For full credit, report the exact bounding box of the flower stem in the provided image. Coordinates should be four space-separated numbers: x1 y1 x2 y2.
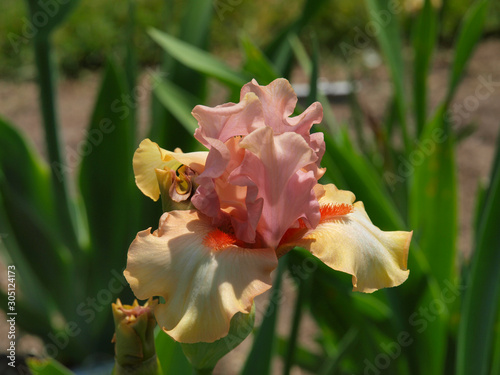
283 276 309 375
193 368 213 375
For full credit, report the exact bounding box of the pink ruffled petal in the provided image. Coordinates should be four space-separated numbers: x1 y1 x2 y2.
192 93 264 148
230 126 320 248
240 79 323 138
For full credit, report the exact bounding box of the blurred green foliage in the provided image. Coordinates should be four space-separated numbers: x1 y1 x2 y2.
2 0 500 78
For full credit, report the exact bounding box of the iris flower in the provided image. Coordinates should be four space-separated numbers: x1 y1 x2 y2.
124 79 411 344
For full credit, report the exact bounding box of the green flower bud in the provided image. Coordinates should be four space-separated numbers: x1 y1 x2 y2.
111 299 161 375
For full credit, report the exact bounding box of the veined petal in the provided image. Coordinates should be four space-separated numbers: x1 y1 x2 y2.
192 92 264 148
133 139 207 201
230 126 320 248
281 184 411 293
124 210 277 343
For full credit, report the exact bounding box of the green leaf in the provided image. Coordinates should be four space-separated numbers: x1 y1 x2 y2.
457 129 500 375
0 117 53 220
276 337 323 373
283 273 309 375
491 311 500 375
0 118 73 316
33 30 79 253
0 207 60 335
412 0 438 136
149 0 213 151
27 357 75 375
288 34 337 130
318 328 359 375
78 61 135 288
409 106 457 375
25 0 80 37
153 78 200 137
181 306 255 372
155 329 192 375
240 35 279 85
263 0 329 76
364 0 409 151
149 28 248 88
306 35 319 107
446 0 490 104
241 260 287 375
410 107 457 283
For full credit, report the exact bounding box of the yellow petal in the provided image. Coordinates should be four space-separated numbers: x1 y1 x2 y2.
133 139 208 201
283 184 411 293
124 210 277 343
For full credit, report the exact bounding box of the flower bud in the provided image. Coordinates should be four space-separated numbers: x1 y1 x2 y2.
111 298 160 375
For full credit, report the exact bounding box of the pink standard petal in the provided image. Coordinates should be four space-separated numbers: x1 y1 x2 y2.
240 79 323 139
192 92 264 148
240 79 326 177
230 126 320 248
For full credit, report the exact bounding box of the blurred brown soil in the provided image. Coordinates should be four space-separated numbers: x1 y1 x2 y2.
0 39 499 374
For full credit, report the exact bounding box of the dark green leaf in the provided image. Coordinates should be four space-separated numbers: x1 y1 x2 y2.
412 0 438 136
181 306 255 372
306 35 319 107
149 0 213 151
263 0 329 76
446 0 490 104
27 357 75 375
25 0 80 37
241 260 287 375
78 61 135 283
149 28 248 88
0 118 74 314
409 106 457 375
240 35 279 85
457 129 500 375
364 0 409 151
155 329 192 375
153 78 200 137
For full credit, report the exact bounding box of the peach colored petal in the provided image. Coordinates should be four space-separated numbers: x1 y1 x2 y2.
124 210 277 343
281 184 411 293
